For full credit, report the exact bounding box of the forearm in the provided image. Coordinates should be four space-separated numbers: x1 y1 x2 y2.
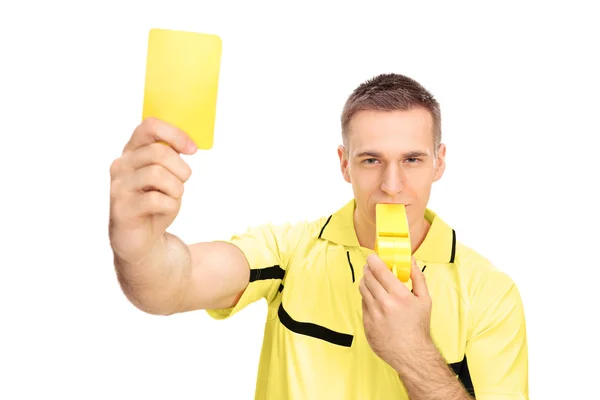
114 232 191 315
391 341 473 400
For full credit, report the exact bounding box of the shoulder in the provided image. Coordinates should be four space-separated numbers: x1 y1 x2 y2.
454 242 524 323
451 243 527 346
233 215 328 240
228 214 329 255
454 241 505 282
453 241 524 314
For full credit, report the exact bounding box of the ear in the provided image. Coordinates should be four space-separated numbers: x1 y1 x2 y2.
338 145 351 183
433 143 446 182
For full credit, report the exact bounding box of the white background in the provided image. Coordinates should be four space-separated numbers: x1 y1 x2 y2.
1 1 599 399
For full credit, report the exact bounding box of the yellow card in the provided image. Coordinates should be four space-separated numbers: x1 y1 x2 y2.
142 28 222 149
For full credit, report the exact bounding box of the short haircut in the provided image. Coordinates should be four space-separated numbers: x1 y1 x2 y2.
341 73 441 152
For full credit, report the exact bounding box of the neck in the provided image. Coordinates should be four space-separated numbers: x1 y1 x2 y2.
354 208 431 253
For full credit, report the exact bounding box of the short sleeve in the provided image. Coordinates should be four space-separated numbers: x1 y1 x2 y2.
205 222 300 320
466 272 529 399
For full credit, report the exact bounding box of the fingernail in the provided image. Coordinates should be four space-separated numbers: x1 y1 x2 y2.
187 140 198 153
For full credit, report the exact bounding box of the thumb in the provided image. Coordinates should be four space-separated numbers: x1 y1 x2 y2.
410 257 429 298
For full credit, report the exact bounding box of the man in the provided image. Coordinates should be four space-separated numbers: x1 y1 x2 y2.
109 73 528 399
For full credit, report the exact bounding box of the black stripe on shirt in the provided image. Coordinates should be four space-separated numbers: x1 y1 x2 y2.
346 251 355 283
318 215 333 239
249 265 285 282
278 303 354 347
449 356 474 396
450 229 456 263
411 265 427 294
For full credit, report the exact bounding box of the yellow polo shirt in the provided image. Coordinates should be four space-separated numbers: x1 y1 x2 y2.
207 199 528 399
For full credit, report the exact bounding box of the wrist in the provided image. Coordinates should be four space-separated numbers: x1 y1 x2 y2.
393 339 471 400
390 336 437 374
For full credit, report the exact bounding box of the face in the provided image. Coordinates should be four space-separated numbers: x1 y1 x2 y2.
337 107 446 231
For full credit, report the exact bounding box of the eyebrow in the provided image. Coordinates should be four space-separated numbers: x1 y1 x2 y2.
354 150 429 158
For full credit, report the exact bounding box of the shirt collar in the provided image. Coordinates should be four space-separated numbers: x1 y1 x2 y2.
319 198 456 264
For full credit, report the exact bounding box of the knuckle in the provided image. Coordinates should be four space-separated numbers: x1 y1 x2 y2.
142 116 159 130
382 299 395 313
141 117 162 138
175 182 185 198
154 141 170 158
170 181 184 199
109 157 122 178
153 143 175 169
145 191 162 209
182 162 192 181
397 291 410 302
167 197 179 212
149 164 165 180
161 196 178 214
424 296 433 308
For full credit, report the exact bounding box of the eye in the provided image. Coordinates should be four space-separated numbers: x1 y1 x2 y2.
363 158 379 164
405 157 420 164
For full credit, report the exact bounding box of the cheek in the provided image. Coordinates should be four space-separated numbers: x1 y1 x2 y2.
412 182 432 197
351 169 380 191
406 170 434 196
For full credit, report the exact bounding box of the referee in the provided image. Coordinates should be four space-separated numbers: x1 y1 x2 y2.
109 73 528 400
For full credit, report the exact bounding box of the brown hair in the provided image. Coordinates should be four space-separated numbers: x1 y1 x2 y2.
341 73 441 153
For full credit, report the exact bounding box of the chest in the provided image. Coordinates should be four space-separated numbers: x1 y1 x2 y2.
277 245 469 362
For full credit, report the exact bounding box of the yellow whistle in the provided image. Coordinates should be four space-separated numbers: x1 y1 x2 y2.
374 203 412 282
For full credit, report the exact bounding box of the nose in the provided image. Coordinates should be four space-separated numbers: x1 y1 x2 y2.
380 164 406 197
